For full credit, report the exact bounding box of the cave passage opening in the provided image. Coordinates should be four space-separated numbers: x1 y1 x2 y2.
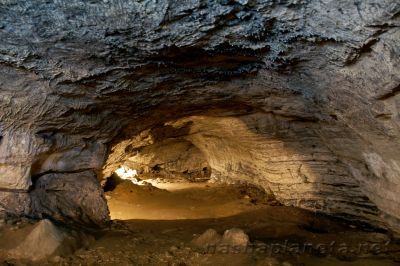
101 132 271 221
95 112 396 266
100 112 332 221
96 110 391 241
99 112 352 228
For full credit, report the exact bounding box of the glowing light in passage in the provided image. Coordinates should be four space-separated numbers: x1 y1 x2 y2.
115 166 146 185
115 166 137 179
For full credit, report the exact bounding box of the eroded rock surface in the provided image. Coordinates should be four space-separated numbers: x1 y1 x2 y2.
30 171 109 228
0 0 399 232
105 136 211 182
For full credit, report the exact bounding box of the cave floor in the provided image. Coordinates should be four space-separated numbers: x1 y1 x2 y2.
2 182 400 266
67 182 400 266
105 180 270 220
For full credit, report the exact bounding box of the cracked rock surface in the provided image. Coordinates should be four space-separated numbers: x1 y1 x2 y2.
0 0 399 231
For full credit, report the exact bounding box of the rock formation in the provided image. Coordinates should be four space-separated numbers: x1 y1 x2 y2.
3 219 93 262
9 220 69 262
0 0 399 233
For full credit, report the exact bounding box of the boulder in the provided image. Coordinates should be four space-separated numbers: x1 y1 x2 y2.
30 171 110 228
191 229 222 248
221 228 250 247
9 219 66 261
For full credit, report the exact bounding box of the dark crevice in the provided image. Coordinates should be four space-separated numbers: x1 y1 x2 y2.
103 173 125 192
377 84 400 101
345 37 380 65
0 188 29 193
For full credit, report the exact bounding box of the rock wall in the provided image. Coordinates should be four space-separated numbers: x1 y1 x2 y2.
104 113 384 229
103 124 211 181
0 0 399 231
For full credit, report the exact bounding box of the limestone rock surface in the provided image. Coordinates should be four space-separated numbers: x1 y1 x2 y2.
4 219 94 262
9 219 65 261
30 171 110 228
0 0 399 232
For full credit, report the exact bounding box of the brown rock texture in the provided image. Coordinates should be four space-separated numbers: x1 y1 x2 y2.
0 0 399 231
30 171 109 228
